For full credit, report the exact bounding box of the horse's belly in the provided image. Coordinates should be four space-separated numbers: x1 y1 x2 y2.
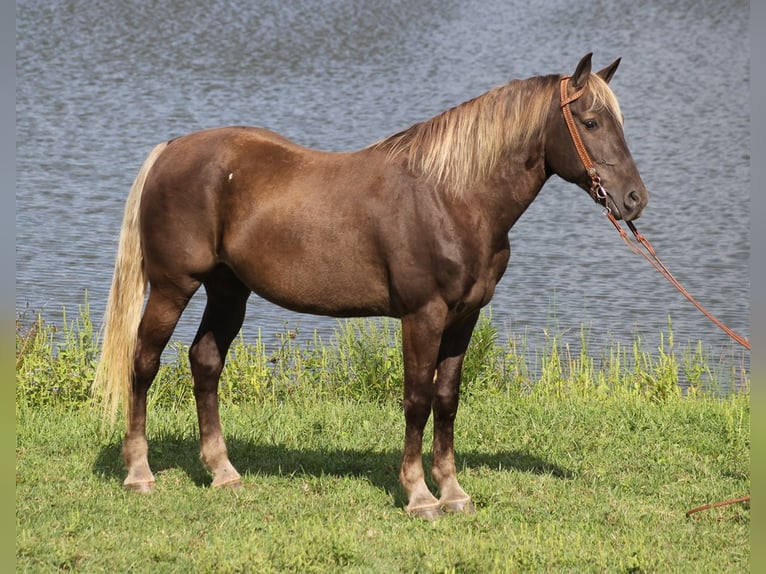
227 249 392 318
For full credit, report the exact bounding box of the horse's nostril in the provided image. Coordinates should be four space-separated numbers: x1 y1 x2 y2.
626 190 641 208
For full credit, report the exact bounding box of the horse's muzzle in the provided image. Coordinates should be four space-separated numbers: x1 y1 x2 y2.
616 189 648 221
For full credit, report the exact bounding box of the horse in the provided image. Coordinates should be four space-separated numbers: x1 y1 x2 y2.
93 53 648 520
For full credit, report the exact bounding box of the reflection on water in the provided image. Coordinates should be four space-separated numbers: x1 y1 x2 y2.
16 0 749 379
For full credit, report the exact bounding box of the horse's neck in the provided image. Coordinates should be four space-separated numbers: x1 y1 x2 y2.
480 147 550 235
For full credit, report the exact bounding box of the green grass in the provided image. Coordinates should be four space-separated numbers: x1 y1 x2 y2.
15 304 750 572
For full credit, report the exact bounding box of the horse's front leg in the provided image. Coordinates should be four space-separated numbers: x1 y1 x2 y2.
399 305 446 520
432 311 479 514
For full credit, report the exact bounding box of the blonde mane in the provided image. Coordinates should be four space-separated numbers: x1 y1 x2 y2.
371 73 622 197
584 73 623 126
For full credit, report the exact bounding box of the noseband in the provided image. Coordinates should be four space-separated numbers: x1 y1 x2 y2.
559 76 608 207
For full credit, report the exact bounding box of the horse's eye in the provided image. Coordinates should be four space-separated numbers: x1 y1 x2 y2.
583 119 598 130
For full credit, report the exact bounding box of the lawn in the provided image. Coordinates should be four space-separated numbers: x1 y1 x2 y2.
15 308 749 572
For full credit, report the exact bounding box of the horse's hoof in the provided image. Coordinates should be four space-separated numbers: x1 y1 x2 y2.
213 477 243 489
441 498 476 515
407 503 444 521
124 481 154 494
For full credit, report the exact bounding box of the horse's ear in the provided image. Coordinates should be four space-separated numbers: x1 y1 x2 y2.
571 53 593 89
596 57 621 84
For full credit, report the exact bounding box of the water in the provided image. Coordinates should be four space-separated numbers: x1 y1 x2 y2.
16 0 749 380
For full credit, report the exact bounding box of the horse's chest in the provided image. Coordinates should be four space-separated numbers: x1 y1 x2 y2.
437 255 497 313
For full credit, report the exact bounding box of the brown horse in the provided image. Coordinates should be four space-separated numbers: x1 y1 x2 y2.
94 53 648 519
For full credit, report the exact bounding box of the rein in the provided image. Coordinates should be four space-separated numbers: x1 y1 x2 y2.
559 76 750 351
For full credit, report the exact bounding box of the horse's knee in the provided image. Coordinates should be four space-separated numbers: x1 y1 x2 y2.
189 337 224 383
403 387 434 425
433 378 460 420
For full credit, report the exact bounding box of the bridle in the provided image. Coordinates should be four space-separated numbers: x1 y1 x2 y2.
558 75 750 351
559 75 609 207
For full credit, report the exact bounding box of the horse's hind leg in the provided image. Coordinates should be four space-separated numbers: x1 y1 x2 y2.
125 282 198 491
189 267 250 488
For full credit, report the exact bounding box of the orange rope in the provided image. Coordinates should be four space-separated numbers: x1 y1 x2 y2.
686 495 750 517
605 211 750 350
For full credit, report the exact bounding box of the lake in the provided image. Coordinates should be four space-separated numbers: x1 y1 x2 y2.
16 0 749 380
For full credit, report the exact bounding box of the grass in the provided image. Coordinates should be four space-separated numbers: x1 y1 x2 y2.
15 304 750 572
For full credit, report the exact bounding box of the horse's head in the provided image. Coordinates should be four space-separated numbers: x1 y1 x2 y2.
545 53 648 221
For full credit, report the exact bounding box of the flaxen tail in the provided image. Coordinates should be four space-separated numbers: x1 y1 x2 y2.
93 141 168 425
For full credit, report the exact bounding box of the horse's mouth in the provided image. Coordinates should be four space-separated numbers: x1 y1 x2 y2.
625 205 646 221
605 194 646 222
620 200 647 222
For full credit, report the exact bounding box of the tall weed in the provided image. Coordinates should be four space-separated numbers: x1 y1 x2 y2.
15 302 748 411
16 303 98 407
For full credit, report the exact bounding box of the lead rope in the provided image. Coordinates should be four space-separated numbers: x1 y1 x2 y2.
559 75 750 517
604 211 750 350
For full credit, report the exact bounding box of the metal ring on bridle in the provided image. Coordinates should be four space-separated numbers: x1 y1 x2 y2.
594 184 607 200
